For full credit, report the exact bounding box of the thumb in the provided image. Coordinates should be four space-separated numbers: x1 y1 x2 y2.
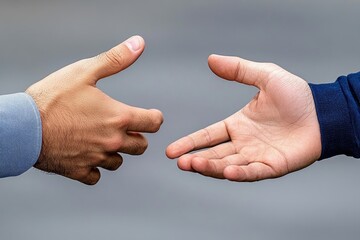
208 54 274 90
89 35 145 84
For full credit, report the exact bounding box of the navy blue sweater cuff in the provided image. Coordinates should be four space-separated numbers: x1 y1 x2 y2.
309 73 360 159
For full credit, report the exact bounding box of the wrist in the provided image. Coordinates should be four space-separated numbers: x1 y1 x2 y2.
309 74 360 159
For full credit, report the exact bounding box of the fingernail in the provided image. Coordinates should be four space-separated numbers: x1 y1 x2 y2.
125 36 142 52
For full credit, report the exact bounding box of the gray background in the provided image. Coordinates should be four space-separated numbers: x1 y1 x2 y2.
1 0 360 239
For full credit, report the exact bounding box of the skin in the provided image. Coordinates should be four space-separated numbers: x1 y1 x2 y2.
26 36 163 185
166 54 322 182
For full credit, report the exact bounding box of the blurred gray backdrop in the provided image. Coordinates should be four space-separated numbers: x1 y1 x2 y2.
1 0 360 239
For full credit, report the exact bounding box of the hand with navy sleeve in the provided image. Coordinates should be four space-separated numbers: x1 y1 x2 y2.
167 55 322 181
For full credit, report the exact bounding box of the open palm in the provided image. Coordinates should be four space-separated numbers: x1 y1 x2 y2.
166 55 321 181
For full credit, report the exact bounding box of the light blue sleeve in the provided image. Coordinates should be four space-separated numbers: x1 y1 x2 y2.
0 93 42 177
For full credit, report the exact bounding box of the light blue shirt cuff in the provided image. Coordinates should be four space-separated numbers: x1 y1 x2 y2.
0 93 42 177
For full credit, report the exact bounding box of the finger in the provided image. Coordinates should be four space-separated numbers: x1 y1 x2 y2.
177 142 236 171
177 154 196 172
223 163 277 182
98 153 123 171
208 54 276 90
189 142 237 159
190 157 226 179
75 167 101 186
88 35 145 84
81 168 101 185
191 155 249 179
118 132 148 155
127 108 164 133
166 121 230 159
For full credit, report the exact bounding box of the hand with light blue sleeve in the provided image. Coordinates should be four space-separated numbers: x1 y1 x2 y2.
1 36 163 185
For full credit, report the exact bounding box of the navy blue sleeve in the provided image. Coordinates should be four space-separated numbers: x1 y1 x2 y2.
309 72 360 159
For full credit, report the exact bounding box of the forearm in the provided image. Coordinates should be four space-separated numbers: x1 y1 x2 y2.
0 93 42 177
309 72 360 159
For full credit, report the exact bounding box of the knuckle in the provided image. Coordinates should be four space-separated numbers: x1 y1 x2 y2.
115 112 132 129
103 48 125 69
234 58 243 81
96 152 109 164
76 168 91 181
202 128 212 145
105 136 124 152
263 62 279 70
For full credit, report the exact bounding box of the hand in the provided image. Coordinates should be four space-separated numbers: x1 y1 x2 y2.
26 36 163 185
166 54 321 182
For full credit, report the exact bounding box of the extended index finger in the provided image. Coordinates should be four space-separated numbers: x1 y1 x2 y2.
166 121 230 159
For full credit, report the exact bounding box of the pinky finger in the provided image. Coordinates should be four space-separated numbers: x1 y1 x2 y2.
223 163 277 182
